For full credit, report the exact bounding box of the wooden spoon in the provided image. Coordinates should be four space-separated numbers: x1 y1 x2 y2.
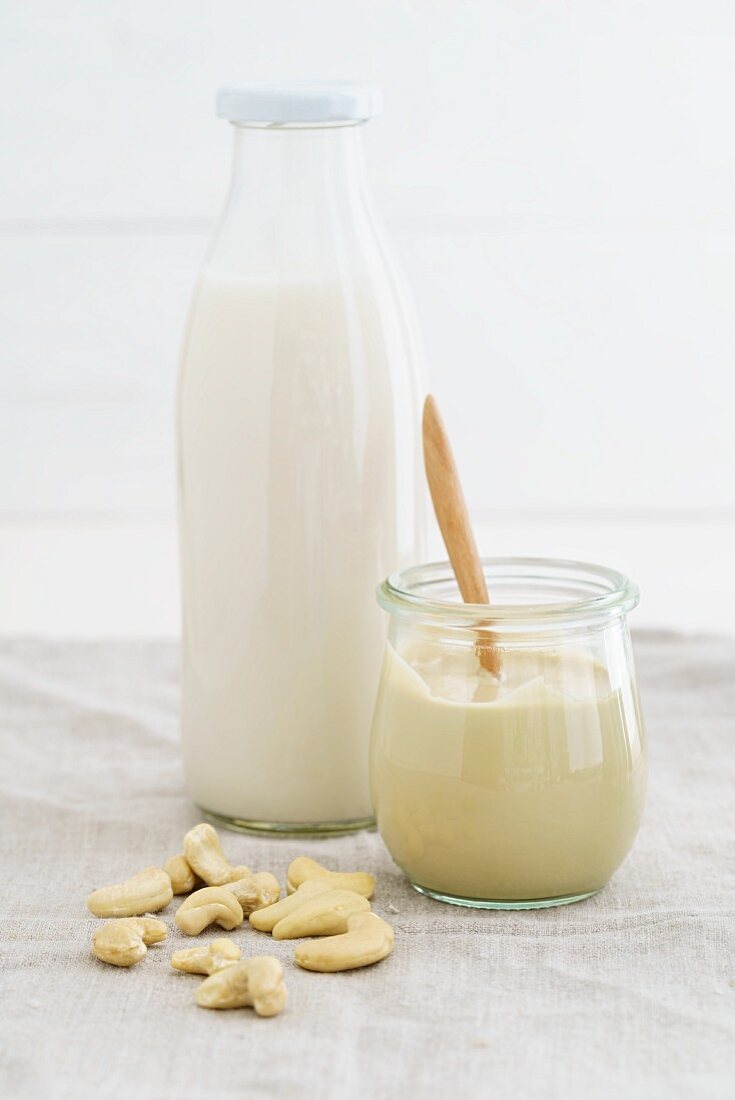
422 394 501 676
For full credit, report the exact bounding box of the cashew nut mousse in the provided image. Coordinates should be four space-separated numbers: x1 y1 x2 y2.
370 559 647 908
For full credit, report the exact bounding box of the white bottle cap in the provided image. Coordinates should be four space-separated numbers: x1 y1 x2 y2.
216 82 382 124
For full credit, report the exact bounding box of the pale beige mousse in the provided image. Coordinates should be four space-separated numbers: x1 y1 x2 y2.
370 642 646 903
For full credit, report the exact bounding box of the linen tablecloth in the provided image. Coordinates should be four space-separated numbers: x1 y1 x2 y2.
1 632 733 1099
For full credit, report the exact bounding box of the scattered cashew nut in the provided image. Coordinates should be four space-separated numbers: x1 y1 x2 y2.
164 854 200 895
286 856 375 899
196 956 287 1017
272 889 370 941
175 886 244 935
249 879 337 933
87 867 173 918
224 872 281 914
294 911 394 972
92 917 167 967
170 937 242 975
183 823 251 887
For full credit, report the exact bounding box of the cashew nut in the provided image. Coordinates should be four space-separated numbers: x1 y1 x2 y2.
294 912 394 972
92 917 167 967
175 886 244 935
170 937 242 975
286 856 375 899
87 867 173 918
164 854 200 895
196 956 287 1017
183 823 251 887
249 879 337 933
272 889 370 941
224 872 281 914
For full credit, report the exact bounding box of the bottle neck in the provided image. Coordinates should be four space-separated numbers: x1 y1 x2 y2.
227 120 370 205
209 119 382 279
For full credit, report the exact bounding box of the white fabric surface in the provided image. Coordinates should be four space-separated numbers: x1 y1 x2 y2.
0 631 733 1099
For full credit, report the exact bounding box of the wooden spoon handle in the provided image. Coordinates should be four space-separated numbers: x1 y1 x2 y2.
422 395 501 675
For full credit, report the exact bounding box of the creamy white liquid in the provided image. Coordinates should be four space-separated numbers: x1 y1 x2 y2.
178 275 423 823
371 641 646 900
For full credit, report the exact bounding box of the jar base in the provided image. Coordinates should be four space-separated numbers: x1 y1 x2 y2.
199 806 376 838
411 882 602 910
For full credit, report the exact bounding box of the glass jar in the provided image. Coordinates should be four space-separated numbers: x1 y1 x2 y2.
178 84 426 835
370 558 647 908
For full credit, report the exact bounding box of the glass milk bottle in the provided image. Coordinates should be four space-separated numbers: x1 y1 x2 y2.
177 83 426 834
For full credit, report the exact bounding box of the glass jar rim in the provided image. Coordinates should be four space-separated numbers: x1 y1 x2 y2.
377 556 639 627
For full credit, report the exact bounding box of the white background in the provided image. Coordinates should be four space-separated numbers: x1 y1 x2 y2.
1 0 733 635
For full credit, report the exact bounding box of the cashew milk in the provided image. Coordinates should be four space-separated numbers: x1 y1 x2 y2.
178 274 424 825
370 641 646 902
